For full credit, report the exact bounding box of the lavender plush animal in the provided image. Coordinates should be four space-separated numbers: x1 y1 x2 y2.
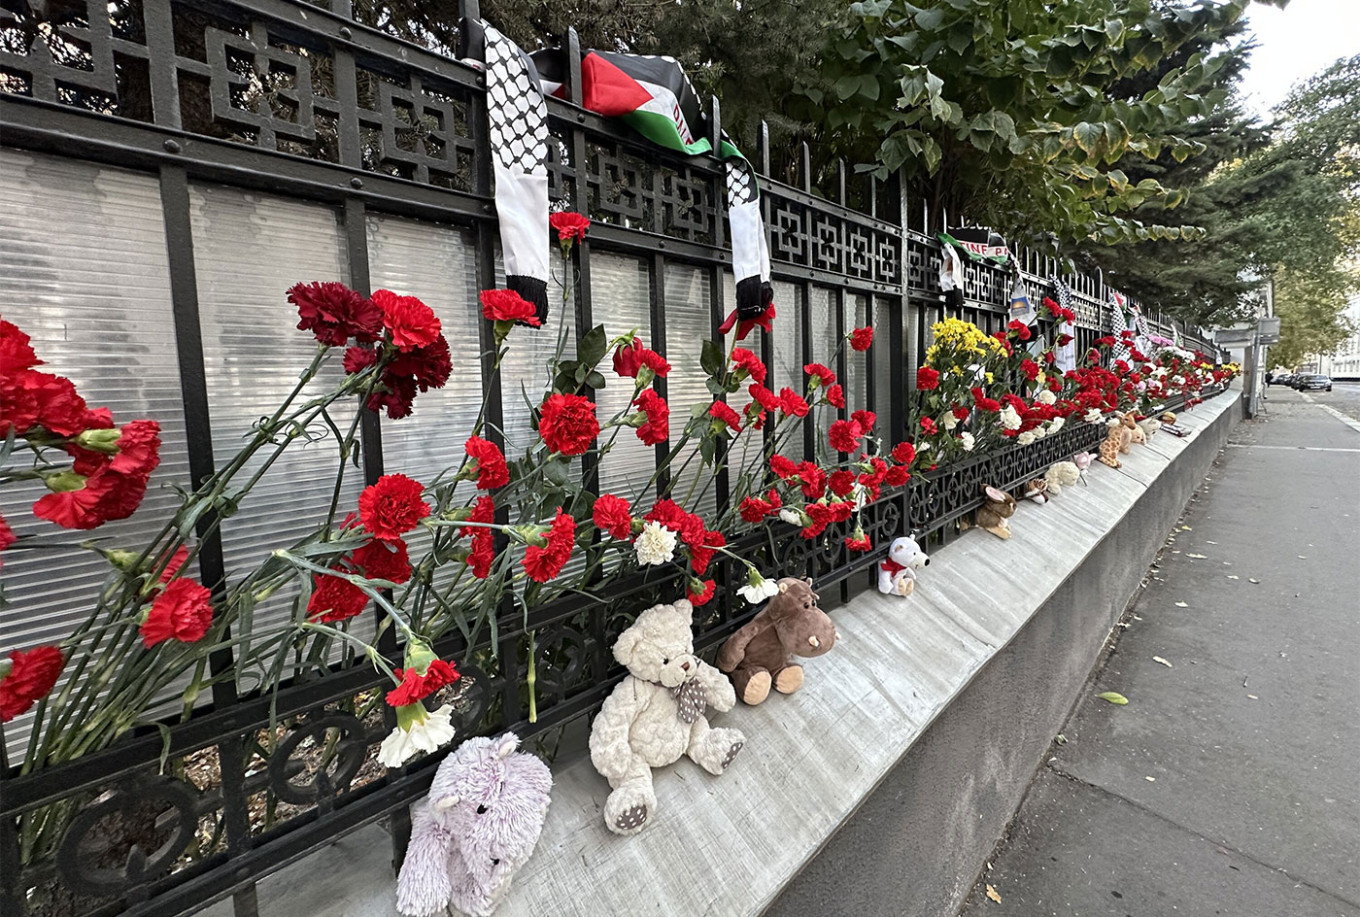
396 733 552 917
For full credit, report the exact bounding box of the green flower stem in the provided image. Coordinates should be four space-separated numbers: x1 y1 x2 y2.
526 628 538 724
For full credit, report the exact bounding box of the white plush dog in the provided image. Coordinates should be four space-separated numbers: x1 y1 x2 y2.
588 599 743 836
877 535 930 597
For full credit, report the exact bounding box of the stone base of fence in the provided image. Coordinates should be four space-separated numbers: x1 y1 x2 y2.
201 388 1244 917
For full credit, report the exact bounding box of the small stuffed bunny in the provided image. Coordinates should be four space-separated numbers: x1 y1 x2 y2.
397 733 552 917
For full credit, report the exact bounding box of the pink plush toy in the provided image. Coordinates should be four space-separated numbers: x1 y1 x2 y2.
396 733 552 917
1072 451 1096 484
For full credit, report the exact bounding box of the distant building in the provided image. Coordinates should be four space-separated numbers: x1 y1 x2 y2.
1317 297 1360 379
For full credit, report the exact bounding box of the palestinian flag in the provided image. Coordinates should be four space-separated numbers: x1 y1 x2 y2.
533 49 774 337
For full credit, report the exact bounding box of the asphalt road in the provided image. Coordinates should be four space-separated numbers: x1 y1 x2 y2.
959 386 1360 917
1265 379 1360 424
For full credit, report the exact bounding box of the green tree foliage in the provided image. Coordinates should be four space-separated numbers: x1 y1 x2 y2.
804 0 1284 247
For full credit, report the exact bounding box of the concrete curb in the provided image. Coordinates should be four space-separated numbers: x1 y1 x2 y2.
209 391 1243 917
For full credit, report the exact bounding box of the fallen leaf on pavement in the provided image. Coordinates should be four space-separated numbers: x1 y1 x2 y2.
1174 601 1188 607
986 885 1002 904
1248 578 1260 584
1187 553 1207 558
1146 776 1156 782
1206 540 1218 545
1153 656 1173 667
1227 575 1239 580
1098 691 1129 705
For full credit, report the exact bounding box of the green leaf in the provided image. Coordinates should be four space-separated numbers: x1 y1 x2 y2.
915 6 947 30
1097 691 1129 705
705 378 728 396
1072 121 1103 154
701 339 725 377
542 457 570 487
584 370 606 390
577 324 608 368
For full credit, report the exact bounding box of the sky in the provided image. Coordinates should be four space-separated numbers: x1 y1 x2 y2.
1237 0 1360 118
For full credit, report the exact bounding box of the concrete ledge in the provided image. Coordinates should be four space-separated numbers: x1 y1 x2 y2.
214 391 1243 917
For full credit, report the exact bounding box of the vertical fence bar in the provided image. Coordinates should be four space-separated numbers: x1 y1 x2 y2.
158 163 259 917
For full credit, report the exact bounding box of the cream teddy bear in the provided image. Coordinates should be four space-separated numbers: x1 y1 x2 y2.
877 535 930 596
1044 461 1080 496
589 599 744 836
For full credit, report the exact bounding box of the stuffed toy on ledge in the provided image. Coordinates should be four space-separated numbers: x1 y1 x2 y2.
1098 413 1135 467
589 599 743 836
1022 479 1050 504
1073 451 1096 481
718 577 837 704
1043 461 1080 496
877 535 930 597
960 485 1017 539
396 733 552 917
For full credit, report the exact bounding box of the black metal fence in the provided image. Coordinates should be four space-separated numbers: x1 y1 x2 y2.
0 1 1224 914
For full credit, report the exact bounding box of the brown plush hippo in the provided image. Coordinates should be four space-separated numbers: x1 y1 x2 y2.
716 577 837 705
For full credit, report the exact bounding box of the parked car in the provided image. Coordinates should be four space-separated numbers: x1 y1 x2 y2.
1271 373 1293 387
1295 374 1333 392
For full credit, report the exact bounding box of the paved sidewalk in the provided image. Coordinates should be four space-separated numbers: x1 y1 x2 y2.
960 388 1360 917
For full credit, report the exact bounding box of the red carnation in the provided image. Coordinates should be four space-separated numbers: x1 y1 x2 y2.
646 499 704 545
0 319 40 373
523 509 576 582
688 529 725 576
550 210 590 244
1020 359 1040 382
480 289 541 327
804 362 837 388
731 347 767 384
464 496 497 579
829 419 863 453
307 569 368 622
825 384 846 409
852 409 876 434
593 494 634 540
387 336 453 392
374 289 441 352
770 454 799 479
828 469 856 496
367 372 419 420
539 393 599 456
952 405 971 421
343 345 378 375
0 646 64 722
916 366 940 390
709 400 742 433
885 464 910 487
1094 335 1116 348
353 538 412 585
739 494 779 523
849 326 874 351
465 436 509 490
386 658 460 707
891 442 916 466
358 474 430 540
141 578 214 648
288 281 383 346
1008 320 1032 341
749 383 779 411
159 546 190 583
845 533 873 552
106 420 161 478
0 513 15 568
613 338 671 378
687 578 716 607
1057 333 1074 347
633 388 670 446
33 465 149 530
779 388 809 417
920 417 937 435
797 461 827 500
27 371 88 437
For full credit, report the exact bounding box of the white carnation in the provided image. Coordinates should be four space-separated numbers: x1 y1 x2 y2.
1017 430 1037 446
941 412 959 431
1084 408 1104 424
1037 390 1057 405
1000 405 1022 431
634 520 677 566
1047 416 1065 434
738 571 780 604
1031 425 1047 440
378 704 455 768
1171 374 1185 386
779 508 804 526
961 432 976 451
